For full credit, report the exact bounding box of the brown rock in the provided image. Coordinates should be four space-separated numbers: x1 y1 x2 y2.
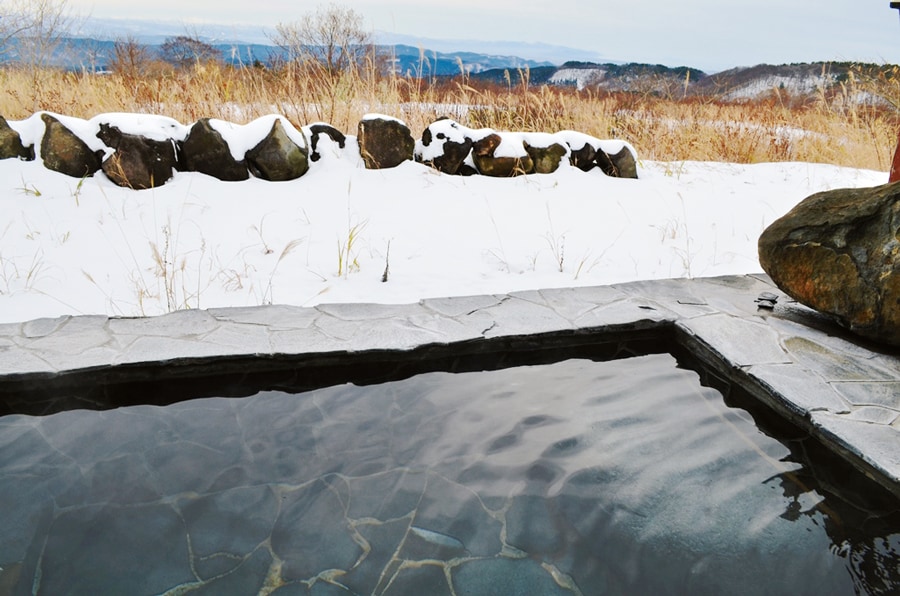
595 148 619 177
96 123 179 189
246 119 309 181
472 133 533 177
523 140 568 174
357 116 414 169
417 118 473 175
182 118 249 181
606 146 638 179
40 114 102 178
758 182 900 346
307 123 346 162
0 115 33 161
567 141 596 172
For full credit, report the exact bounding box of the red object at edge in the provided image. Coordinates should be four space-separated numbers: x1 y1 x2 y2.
891 131 900 183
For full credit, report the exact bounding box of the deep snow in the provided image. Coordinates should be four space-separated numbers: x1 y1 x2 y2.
0 113 887 324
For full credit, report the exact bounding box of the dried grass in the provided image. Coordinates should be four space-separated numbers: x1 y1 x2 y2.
0 61 897 170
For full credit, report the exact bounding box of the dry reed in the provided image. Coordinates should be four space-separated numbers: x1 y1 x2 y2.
1 61 897 171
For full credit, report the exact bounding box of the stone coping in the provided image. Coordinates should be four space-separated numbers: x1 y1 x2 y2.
1 274 898 499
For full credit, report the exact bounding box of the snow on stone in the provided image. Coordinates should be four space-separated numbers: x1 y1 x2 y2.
209 115 308 160
362 113 406 124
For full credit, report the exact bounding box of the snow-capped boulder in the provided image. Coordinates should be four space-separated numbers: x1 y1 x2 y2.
604 144 638 179
0 115 33 161
245 118 309 181
357 114 415 169
181 118 249 182
96 123 179 189
522 132 569 174
472 133 534 177
305 123 346 162
566 140 598 172
40 113 102 178
416 118 475 175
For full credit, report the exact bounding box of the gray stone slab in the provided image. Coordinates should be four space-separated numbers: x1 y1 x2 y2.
21 316 68 338
200 324 273 355
109 310 220 338
811 411 900 481
831 382 900 410
841 407 899 425
267 326 347 354
0 322 22 339
572 298 671 330
21 315 113 355
782 336 899 382
678 314 791 367
615 278 716 318
533 286 631 323
208 304 319 330
0 346 56 374
747 364 851 416
26 346 123 373
316 301 427 322
406 313 484 345
691 276 779 319
114 335 237 365
420 295 505 318
471 296 574 338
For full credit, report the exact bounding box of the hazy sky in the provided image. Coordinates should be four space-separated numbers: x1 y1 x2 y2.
66 0 900 72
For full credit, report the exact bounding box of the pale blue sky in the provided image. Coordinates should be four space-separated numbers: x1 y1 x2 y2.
66 0 900 71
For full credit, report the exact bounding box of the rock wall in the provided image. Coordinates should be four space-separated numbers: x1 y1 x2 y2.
0 111 640 190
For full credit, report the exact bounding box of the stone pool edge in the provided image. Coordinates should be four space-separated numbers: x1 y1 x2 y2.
1 274 898 499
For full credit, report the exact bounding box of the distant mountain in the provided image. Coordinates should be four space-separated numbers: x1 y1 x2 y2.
471 62 702 93
3 28 890 107
374 32 613 66
388 44 552 76
475 60 889 104
0 37 553 75
689 62 856 101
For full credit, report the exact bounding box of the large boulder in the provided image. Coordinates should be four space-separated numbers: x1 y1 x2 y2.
96 123 179 189
0 115 33 160
245 119 309 181
416 118 474 175
306 123 346 162
758 182 900 346
40 113 102 178
181 118 249 181
472 133 534 177
357 115 414 169
605 145 638 179
567 141 597 172
522 134 568 174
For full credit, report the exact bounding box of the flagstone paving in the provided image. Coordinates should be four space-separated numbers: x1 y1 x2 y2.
1 274 898 498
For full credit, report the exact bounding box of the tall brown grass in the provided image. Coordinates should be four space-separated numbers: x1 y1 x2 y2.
1 61 896 171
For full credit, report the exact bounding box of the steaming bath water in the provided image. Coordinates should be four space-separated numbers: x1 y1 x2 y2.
0 353 897 594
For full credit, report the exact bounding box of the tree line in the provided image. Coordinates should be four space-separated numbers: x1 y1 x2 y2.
0 0 376 75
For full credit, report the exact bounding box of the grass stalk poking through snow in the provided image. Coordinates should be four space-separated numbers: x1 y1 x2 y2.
543 205 566 273
337 219 367 279
262 238 304 305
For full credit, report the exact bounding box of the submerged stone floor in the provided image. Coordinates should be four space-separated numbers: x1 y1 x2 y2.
1 274 899 500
